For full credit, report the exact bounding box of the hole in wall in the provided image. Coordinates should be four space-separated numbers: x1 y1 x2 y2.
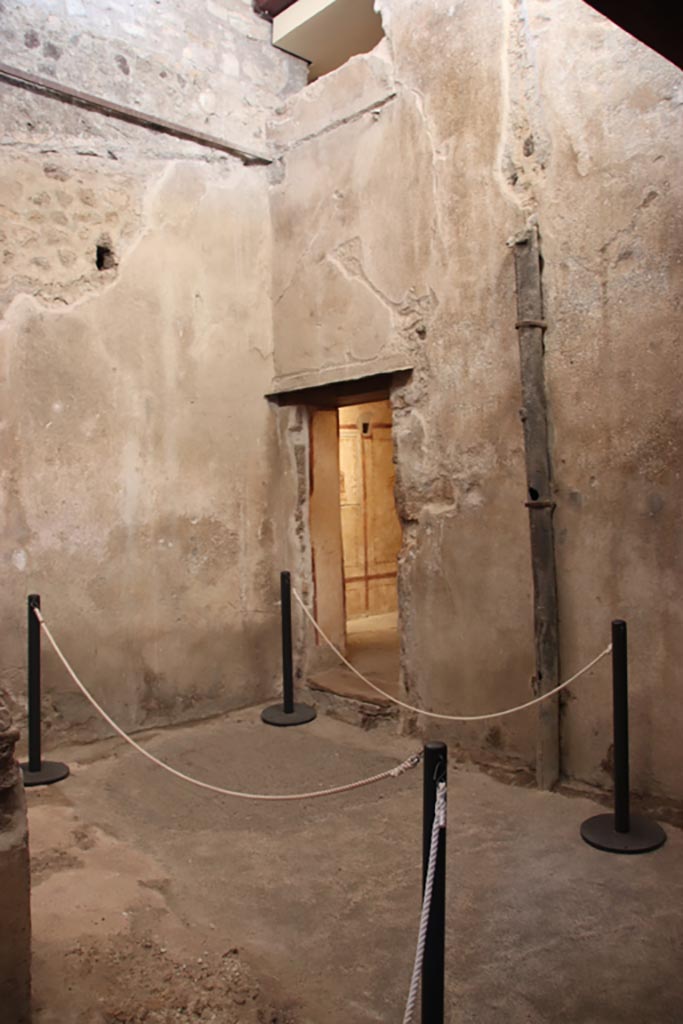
528 487 540 501
95 240 117 271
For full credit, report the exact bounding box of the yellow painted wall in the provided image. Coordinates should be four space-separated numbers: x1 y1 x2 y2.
339 400 401 619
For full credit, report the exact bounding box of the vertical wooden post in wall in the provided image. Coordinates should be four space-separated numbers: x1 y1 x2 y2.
512 227 560 791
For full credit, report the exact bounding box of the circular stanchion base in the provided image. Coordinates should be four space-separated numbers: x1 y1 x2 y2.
261 703 317 727
21 760 70 788
581 812 667 854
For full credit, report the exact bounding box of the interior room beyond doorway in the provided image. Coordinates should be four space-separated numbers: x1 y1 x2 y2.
306 389 404 705
339 400 400 624
338 399 401 698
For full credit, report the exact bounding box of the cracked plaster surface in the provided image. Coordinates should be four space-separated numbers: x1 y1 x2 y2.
497 0 551 213
328 237 437 336
268 0 683 798
1 156 286 739
1 0 682 800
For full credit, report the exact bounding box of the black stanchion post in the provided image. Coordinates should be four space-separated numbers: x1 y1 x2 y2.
27 593 42 773
21 594 69 787
580 620 665 854
281 569 294 715
612 619 630 834
422 741 447 1024
262 572 316 727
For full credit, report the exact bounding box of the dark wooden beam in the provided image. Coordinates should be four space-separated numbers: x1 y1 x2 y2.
0 61 271 165
512 228 561 791
253 0 298 20
266 370 412 409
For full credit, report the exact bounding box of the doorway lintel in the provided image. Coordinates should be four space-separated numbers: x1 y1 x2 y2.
265 364 413 408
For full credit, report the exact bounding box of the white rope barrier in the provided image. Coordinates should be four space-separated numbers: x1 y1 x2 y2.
402 781 447 1024
32 596 611 1018
292 588 612 723
33 607 421 801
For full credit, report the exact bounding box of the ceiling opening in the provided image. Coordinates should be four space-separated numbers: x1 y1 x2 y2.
269 0 385 82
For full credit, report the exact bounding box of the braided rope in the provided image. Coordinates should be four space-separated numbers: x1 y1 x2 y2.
33 607 421 801
293 588 611 722
403 781 447 1024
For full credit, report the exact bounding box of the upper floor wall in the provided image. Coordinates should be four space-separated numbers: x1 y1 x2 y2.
1 0 306 154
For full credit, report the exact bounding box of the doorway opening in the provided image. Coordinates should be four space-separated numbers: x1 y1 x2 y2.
268 367 411 708
307 393 402 704
338 399 401 697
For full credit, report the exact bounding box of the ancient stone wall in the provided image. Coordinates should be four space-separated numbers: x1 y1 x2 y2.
269 0 683 800
0 0 300 153
0 699 31 1024
2 0 681 806
0 1 307 738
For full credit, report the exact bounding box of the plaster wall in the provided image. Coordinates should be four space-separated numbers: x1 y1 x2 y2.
268 0 683 799
0 1 306 738
1 0 680 806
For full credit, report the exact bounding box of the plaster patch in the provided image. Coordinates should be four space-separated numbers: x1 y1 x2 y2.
11 550 27 571
199 90 217 114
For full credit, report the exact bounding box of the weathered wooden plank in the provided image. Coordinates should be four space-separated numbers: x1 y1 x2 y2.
512 227 561 790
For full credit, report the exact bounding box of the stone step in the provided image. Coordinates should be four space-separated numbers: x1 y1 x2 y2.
308 665 395 706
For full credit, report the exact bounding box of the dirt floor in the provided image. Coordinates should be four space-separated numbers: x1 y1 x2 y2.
24 707 683 1023
29 797 295 1024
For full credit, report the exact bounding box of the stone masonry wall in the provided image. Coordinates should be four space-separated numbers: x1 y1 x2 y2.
1 0 301 153
0 1 307 739
269 0 683 801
